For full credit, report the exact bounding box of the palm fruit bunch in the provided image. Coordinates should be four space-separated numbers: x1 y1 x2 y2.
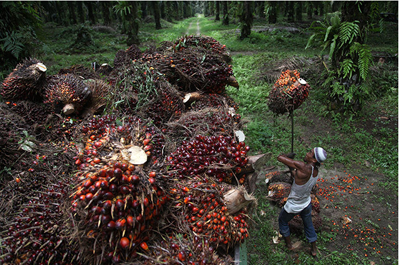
267 182 292 205
77 114 166 169
166 135 250 184
113 49 131 71
58 64 100 80
129 63 184 127
174 35 232 63
165 109 242 145
168 175 251 250
140 87 183 128
70 162 168 264
0 146 75 265
95 63 113 77
265 170 292 185
187 93 239 112
1 58 47 101
149 46 236 93
112 44 142 72
70 115 169 264
267 70 310 114
4 101 53 128
110 61 184 125
141 234 233 264
44 74 91 115
156 40 174 53
126 44 143 61
82 79 112 116
265 171 288 185
1 179 80 265
0 105 51 175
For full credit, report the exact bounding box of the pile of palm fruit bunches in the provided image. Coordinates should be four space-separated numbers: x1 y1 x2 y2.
0 35 264 265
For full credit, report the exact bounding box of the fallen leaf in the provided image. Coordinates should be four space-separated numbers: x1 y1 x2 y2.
342 216 352 224
272 231 282 244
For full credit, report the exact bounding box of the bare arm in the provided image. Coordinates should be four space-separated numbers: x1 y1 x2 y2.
277 154 311 183
277 155 304 170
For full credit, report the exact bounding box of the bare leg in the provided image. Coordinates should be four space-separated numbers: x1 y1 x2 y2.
311 241 317 257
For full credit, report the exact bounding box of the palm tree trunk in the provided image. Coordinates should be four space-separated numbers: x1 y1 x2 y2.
151 1 162 30
240 1 253 40
222 1 229 25
126 1 140 45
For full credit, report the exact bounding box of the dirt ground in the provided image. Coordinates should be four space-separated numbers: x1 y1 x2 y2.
317 168 398 262
320 167 396 257
257 164 398 264
255 109 398 264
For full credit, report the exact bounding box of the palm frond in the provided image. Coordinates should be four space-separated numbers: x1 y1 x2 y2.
340 59 356 79
339 22 360 44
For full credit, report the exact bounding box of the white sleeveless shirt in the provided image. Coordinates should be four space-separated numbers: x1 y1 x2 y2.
284 166 318 214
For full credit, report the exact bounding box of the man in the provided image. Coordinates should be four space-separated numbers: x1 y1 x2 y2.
277 147 327 257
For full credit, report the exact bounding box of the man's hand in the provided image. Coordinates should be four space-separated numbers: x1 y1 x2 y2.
278 152 296 173
284 152 296 159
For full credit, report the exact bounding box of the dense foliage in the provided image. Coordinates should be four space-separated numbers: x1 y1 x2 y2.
0 2 43 76
306 12 373 111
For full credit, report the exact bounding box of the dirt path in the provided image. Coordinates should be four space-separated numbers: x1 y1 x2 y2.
196 20 200 36
185 22 193 35
186 19 201 36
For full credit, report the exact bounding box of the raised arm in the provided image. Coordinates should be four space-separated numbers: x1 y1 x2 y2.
277 154 305 171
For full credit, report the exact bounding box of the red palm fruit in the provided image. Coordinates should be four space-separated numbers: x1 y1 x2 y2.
136 214 143 222
132 200 140 208
119 237 130 249
106 221 116 230
121 163 128 171
115 199 124 210
127 215 135 227
113 168 123 178
143 197 149 207
103 200 112 210
115 218 126 230
131 175 140 184
178 251 186 262
140 242 149 251
101 215 111 225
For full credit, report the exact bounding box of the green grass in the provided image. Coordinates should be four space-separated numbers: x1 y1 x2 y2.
36 23 127 75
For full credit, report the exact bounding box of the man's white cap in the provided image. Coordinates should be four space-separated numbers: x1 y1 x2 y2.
314 147 327 163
